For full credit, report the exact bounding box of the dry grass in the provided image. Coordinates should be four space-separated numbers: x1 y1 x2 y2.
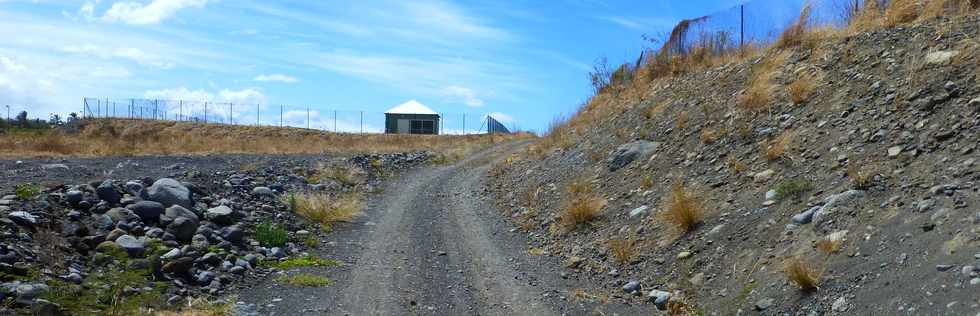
727 156 748 174
775 5 811 50
783 257 822 291
661 181 704 233
285 192 363 226
885 0 921 26
644 101 669 119
738 52 787 114
787 77 814 105
559 180 607 231
816 237 844 254
309 164 365 186
608 238 636 265
699 126 725 144
676 111 689 130
847 162 875 189
0 119 528 158
640 174 654 189
763 130 795 161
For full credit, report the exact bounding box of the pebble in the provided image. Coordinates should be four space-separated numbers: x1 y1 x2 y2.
754 298 774 311
936 264 954 272
677 251 692 259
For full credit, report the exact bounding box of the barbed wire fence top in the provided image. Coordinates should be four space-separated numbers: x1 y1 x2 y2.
80 98 516 135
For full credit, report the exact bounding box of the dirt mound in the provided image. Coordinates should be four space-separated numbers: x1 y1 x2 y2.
490 15 979 314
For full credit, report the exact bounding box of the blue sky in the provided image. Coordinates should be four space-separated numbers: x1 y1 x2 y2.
0 0 764 133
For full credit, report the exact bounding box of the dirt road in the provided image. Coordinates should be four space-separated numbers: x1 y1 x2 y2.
239 141 651 315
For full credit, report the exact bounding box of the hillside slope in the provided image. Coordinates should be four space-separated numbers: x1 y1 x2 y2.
489 14 980 314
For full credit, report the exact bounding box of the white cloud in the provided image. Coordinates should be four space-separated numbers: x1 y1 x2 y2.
254 74 299 83
62 44 175 69
143 87 213 101
486 111 513 123
103 0 208 25
441 85 484 107
218 88 267 105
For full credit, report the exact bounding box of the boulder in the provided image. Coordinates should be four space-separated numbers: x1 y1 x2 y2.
65 190 83 207
924 50 958 65
162 257 194 275
219 226 244 244
608 141 661 171
146 178 192 209
96 181 121 205
166 217 199 242
205 205 236 225
164 205 199 225
7 211 37 229
124 181 145 197
127 201 165 223
647 290 672 309
115 235 146 258
105 208 138 223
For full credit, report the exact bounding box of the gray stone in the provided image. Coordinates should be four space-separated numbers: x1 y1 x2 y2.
65 190 83 206
252 186 274 197
608 141 660 171
793 190 865 226
970 278 980 286
622 281 641 294
191 234 209 250
268 247 286 258
115 235 146 257
160 248 181 260
229 266 246 274
106 208 138 223
753 169 775 183
164 205 199 224
41 164 69 171
146 178 192 209
206 205 236 225
755 298 774 311
124 181 144 197
127 201 165 223
31 298 62 316
888 146 902 157
96 181 121 205
832 297 848 312
924 50 958 65
219 225 244 244
647 290 671 309
91 214 114 230
936 264 954 272
166 217 198 242
66 273 83 284
195 271 216 285
628 205 649 218
7 211 37 228
16 283 49 300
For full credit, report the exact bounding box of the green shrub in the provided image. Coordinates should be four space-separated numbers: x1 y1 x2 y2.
14 183 40 200
256 222 288 247
775 179 812 201
303 235 320 248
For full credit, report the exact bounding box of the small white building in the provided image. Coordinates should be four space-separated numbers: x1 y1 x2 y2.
384 100 440 134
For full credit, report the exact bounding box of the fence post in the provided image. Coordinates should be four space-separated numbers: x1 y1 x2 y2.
463 113 466 135
740 4 744 54
306 107 310 129
280 105 283 127
154 100 159 120
179 100 183 121
229 103 233 124
256 104 259 125
360 111 363 133
334 110 337 132
204 102 208 123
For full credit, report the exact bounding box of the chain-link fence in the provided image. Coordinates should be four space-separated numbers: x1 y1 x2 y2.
80 98 515 135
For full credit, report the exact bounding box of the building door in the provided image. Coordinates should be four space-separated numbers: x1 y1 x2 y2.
397 119 410 133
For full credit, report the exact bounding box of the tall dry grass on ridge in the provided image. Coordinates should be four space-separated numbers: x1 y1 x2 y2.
0 119 531 158
531 0 979 157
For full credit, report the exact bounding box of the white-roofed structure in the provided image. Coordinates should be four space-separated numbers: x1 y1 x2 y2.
384 100 440 134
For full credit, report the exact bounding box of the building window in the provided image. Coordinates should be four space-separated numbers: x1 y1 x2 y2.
410 120 435 134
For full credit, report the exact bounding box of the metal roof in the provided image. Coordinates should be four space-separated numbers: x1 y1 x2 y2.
385 100 438 115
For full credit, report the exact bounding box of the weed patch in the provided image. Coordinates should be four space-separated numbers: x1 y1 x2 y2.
255 222 288 247
661 181 704 233
277 273 332 287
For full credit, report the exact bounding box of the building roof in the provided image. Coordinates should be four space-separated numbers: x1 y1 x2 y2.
385 100 438 115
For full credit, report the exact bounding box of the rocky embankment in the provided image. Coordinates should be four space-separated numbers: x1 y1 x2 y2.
0 152 430 315
490 16 979 314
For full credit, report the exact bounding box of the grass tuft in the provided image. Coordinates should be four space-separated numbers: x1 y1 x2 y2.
787 77 813 105
559 180 606 231
783 257 821 291
608 238 636 265
285 192 363 227
763 130 795 161
262 254 340 270
661 181 704 233
277 273 332 287
255 221 288 247
774 179 812 201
